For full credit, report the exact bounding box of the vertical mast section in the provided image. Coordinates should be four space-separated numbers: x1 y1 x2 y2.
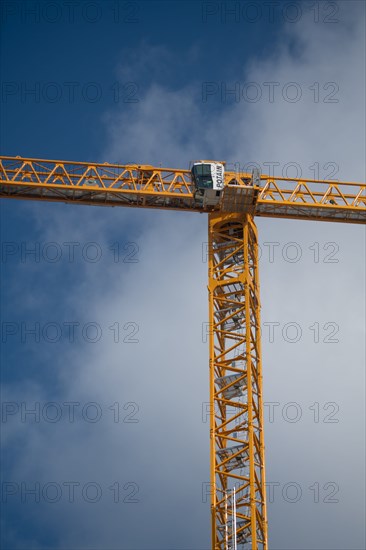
208 213 268 550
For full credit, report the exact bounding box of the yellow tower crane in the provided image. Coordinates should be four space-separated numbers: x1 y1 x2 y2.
1 155 365 550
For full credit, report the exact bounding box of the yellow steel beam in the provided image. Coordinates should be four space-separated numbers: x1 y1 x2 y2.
208 213 267 550
0 156 365 223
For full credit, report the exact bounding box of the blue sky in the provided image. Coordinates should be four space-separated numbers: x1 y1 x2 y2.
1 0 280 161
1 1 365 549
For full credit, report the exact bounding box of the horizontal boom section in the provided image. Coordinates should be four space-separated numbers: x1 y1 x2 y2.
0 156 365 223
0 156 196 211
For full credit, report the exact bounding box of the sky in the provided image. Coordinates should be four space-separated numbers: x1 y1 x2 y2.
0 1 365 549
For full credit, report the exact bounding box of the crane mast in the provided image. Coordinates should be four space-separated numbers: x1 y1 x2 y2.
1 155 365 550
209 213 266 549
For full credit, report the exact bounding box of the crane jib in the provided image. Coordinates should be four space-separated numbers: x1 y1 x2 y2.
0 156 365 224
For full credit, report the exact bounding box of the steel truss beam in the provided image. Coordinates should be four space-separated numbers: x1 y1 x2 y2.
208 213 267 550
0 156 365 223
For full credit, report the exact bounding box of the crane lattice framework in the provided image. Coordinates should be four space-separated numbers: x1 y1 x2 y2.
1 156 365 550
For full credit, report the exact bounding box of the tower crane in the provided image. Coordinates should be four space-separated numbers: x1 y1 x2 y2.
1 155 365 550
